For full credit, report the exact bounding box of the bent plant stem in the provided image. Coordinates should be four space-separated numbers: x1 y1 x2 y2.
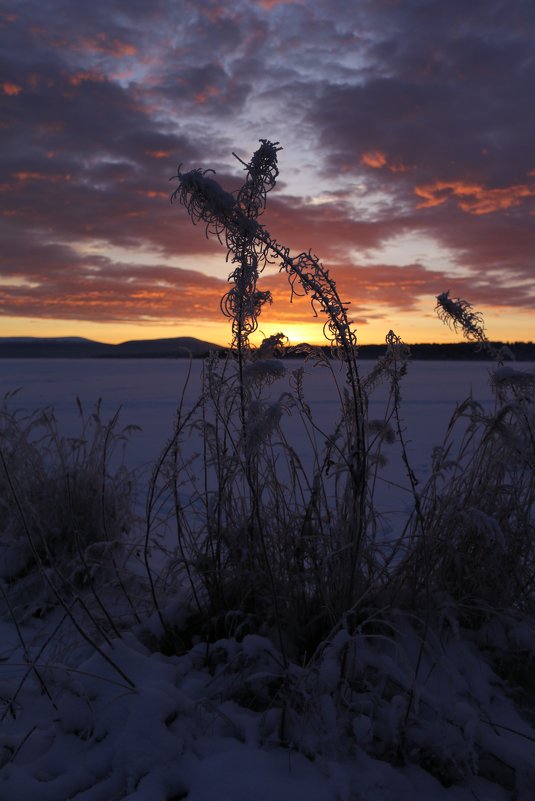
38 407 122 635
171 439 203 617
1 613 70 723
235 257 249 432
0 583 57 710
388 366 431 727
100 407 142 625
65 473 122 639
0 446 137 691
145 374 203 631
271 241 367 607
239 235 367 614
257 514 289 670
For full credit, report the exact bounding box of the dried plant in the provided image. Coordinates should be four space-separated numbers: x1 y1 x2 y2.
392 295 535 622
435 291 513 364
171 142 361 366
170 141 369 618
171 140 280 354
0 398 141 631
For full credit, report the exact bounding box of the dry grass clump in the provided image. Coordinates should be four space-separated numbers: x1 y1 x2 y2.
145 346 390 657
392 300 535 625
396 393 534 617
0 396 138 621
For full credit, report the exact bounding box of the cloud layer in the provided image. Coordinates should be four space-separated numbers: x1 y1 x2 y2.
1 0 534 342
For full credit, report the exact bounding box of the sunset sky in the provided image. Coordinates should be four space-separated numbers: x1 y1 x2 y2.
1 0 534 347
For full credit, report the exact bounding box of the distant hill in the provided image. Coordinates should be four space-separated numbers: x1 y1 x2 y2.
0 337 533 360
0 336 221 359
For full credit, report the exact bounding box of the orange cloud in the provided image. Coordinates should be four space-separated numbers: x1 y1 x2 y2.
415 180 535 214
361 150 411 173
194 85 221 104
361 150 387 169
52 32 136 58
389 160 411 174
13 171 71 183
2 82 22 96
257 0 303 8
145 150 171 159
109 40 136 57
68 70 106 87
0 268 228 323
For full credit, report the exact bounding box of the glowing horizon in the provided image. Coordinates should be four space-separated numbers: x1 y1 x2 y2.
2 296 532 349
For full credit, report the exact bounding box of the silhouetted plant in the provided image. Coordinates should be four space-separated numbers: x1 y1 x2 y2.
171 142 368 615
436 290 513 364
389 294 535 623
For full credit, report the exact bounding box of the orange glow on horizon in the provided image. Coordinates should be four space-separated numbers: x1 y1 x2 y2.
2 258 533 347
2 302 533 349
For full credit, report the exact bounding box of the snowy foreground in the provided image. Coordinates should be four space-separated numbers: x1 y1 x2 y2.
1 358 534 801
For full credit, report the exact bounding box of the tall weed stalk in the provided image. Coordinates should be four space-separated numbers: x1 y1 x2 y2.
163 141 417 648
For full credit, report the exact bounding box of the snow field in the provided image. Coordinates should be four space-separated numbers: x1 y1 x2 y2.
1 357 534 800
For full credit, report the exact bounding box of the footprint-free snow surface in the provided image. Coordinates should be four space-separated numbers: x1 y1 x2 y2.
1 358 534 800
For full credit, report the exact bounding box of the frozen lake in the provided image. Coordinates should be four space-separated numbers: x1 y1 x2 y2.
3 357 530 517
0 357 524 469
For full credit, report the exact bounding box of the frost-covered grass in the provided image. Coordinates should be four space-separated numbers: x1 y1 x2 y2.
0 396 141 628
1 348 534 800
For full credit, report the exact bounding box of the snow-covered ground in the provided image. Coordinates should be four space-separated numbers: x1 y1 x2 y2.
1 358 534 801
